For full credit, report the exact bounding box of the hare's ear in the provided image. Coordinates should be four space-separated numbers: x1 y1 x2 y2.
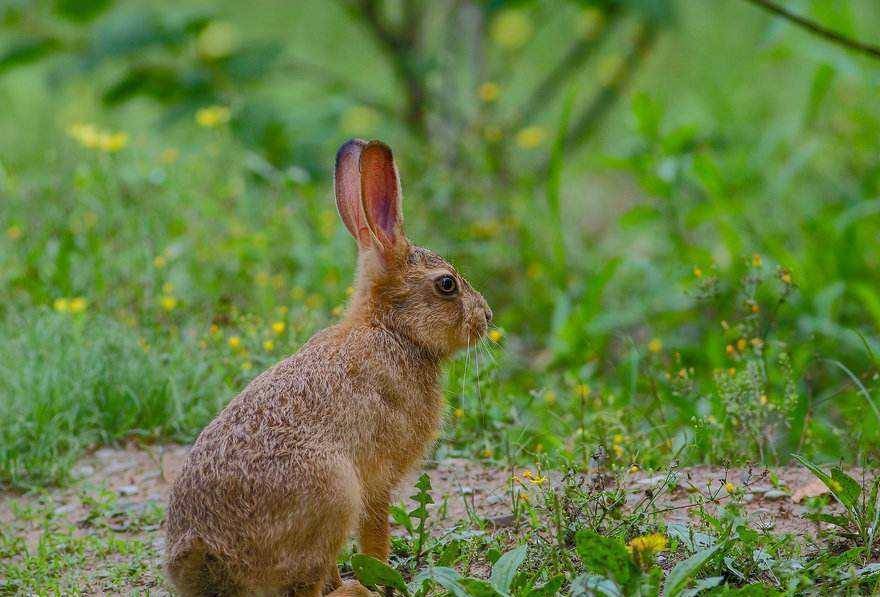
334 138 371 247
359 140 404 256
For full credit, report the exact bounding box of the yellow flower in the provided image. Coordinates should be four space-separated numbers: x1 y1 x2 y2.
345 286 355 296
515 126 546 149
628 533 668 555
478 82 501 103
534 443 544 453
490 10 533 49
197 21 238 59
750 337 764 349
153 255 167 269
228 335 241 349
677 368 688 379
575 383 591 398
241 361 253 371
160 295 177 311
162 282 174 294
779 269 793 285
736 338 747 351
66 297 86 313
725 481 736 494
728 367 736 376
481 448 493 458
196 106 231 128
612 444 624 458
488 329 503 343
98 132 128 152
726 344 735 356
648 338 663 353
693 267 703 278
752 253 762 267
721 320 729 330
67 123 100 148
209 324 220 335
6 225 22 240
332 305 344 317
544 390 556 405
629 464 639 474
53 298 68 312
272 321 286 335
340 105 380 136
453 407 464 419
613 433 624 444
759 394 768 406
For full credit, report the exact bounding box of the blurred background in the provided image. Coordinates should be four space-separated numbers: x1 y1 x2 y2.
1 0 880 488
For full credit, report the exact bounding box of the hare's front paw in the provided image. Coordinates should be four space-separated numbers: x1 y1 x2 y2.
326 579 378 596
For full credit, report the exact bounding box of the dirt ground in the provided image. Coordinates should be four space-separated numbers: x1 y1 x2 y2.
1 443 846 594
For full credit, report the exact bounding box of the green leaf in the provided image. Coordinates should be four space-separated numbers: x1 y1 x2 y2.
569 574 623 597
460 578 503 596
411 567 470 597
489 545 527 594
0 38 61 74
803 63 835 128
792 453 862 513
523 575 564 597
390 504 413 534
663 542 722 597
350 554 409 596
830 467 862 510
54 0 113 22
681 575 722 597
574 530 637 590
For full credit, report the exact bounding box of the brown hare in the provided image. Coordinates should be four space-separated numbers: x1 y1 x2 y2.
165 139 492 596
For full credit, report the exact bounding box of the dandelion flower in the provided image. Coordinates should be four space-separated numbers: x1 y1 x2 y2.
759 394 768 406
693 267 703 278
196 106 231 128
515 126 546 149
648 338 662 353
575 383 591 398
750 337 764 349
53 298 69 312
478 82 501 103
726 344 735 356
488 329 503 343
160 296 177 311
453 408 464 419
68 297 87 313
725 481 736 494
6 226 22 240
481 448 493 459
263 339 275 351
153 255 167 269
98 132 128 152
629 464 639 474
736 338 747 351
228 335 241 349
752 253 762 267
272 321 286 335
490 10 533 49
612 444 624 458
209 323 220 335
628 533 667 555
544 390 556 405
241 361 253 371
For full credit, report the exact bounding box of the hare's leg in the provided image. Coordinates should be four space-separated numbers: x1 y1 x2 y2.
326 580 375 596
322 564 342 593
358 489 390 561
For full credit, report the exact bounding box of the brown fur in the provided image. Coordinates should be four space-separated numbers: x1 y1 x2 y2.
165 140 491 596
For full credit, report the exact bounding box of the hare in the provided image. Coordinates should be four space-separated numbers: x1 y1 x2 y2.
165 139 492 596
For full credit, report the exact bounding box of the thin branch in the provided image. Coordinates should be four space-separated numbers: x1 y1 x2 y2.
342 0 429 138
561 22 657 158
743 0 880 60
510 7 622 132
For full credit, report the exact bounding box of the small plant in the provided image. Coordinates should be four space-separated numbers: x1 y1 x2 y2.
793 454 880 557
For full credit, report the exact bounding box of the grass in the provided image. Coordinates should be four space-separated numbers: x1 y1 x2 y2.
1 0 880 593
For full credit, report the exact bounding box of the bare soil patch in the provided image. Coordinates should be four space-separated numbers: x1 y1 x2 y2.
1 444 847 593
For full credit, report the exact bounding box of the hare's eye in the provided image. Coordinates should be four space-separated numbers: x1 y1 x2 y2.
435 274 458 296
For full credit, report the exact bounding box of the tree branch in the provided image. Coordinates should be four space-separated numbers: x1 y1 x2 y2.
510 6 621 132
558 22 657 160
743 0 880 60
342 0 429 138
